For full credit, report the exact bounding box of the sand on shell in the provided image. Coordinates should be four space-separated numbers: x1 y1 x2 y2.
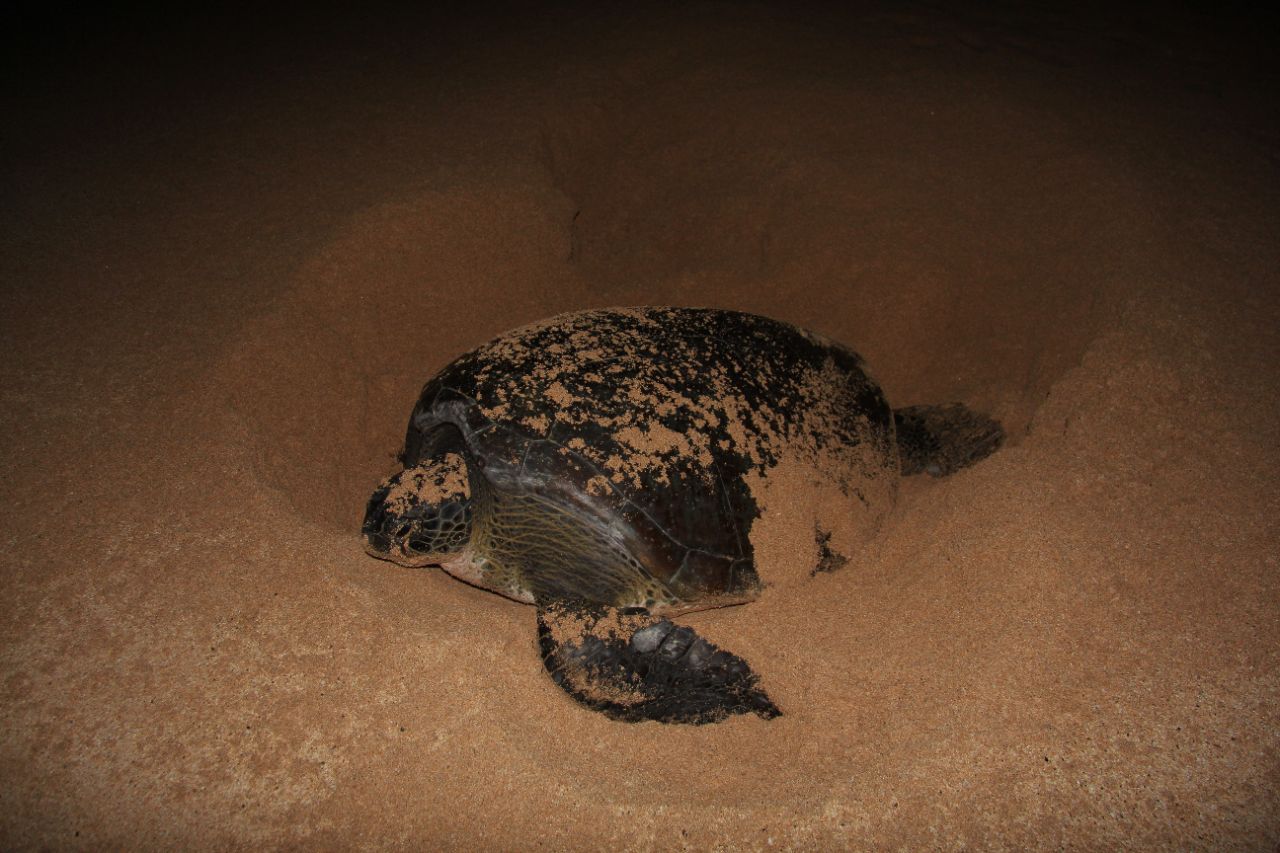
2 4 1278 849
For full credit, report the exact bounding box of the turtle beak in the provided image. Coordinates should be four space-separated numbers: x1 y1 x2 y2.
362 481 395 556
361 473 441 567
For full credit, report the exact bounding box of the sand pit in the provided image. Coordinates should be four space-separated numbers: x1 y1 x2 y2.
2 3 1277 848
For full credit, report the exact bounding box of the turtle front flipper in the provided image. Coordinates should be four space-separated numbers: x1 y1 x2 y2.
537 600 779 724
894 403 1004 477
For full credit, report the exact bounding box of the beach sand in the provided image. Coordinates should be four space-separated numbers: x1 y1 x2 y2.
2 3 1277 848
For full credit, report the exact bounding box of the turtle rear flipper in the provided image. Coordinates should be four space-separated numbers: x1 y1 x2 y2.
894 403 1004 477
537 600 779 724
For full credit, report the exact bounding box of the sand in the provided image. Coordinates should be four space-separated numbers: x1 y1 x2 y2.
2 3 1277 849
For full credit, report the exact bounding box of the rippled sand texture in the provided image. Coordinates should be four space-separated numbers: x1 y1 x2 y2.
3 4 1277 849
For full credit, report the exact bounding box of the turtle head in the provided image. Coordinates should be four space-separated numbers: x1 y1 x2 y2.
362 452 473 567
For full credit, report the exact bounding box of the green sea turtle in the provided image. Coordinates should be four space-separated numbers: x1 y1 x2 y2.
362 307 1002 724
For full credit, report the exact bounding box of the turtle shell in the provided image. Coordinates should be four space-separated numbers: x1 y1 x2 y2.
402 307 897 603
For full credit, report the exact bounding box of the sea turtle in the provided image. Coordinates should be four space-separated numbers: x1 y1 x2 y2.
362 307 1003 724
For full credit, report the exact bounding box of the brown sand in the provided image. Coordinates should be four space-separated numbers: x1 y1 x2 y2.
3 3 1278 848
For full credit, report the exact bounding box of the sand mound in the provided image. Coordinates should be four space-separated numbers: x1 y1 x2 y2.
224 58 1135 534
222 177 588 530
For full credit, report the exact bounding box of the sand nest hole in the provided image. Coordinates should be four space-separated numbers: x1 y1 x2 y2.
221 82 1141 532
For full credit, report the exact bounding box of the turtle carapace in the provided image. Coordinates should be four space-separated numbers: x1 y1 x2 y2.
363 307 1003 724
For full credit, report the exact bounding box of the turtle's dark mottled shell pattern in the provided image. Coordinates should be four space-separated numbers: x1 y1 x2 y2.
403 307 897 602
